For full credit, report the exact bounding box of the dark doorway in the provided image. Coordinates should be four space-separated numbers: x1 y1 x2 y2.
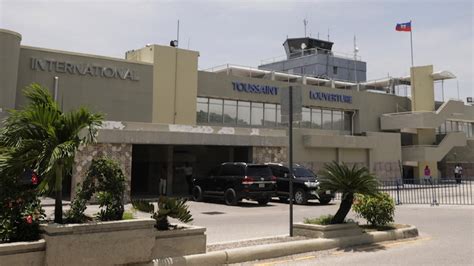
131 145 252 198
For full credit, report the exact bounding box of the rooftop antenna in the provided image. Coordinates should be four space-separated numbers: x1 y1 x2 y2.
317 32 320 39
177 19 180 47
303 18 308 37
187 38 190 49
327 28 330 41
456 80 460 100
353 35 359 91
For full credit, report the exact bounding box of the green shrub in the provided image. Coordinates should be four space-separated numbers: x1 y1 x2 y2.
122 211 134 220
0 169 45 242
304 214 355 225
66 157 125 222
352 192 395 226
153 197 193 230
304 214 334 225
132 199 155 213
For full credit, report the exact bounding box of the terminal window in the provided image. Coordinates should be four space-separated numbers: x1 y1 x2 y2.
196 97 353 133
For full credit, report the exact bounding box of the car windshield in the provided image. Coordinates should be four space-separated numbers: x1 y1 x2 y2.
247 166 272 176
293 167 315 178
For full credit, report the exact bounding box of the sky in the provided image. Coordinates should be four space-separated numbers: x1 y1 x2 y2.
1 0 472 102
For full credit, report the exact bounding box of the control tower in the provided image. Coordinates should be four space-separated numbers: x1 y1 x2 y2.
259 37 366 83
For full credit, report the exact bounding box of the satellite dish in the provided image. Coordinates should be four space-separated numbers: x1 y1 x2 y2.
301 43 307 50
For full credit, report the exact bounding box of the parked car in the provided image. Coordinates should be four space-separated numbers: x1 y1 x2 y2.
192 162 277 206
267 163 334 205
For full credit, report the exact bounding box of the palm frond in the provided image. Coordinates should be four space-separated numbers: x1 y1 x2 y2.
319 161 378 196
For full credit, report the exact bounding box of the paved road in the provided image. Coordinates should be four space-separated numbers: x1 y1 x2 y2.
224 203 474 266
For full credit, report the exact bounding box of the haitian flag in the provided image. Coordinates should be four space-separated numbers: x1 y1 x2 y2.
396 21 412 32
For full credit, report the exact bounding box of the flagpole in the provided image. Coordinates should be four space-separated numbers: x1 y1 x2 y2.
410 20 414 66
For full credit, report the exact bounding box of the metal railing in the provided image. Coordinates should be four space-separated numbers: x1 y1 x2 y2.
334 178 474 205
260 47 361 66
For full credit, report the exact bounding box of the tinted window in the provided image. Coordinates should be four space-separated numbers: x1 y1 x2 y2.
294 167 315 178
247 166 272 176
221 164 245 176
208 166 220 176
269 165 288 177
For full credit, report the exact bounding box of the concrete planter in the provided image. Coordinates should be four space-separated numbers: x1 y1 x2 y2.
294 222 363 238
0 239 45 266
148 225 419 266
152 225 206 259
41 218 156 266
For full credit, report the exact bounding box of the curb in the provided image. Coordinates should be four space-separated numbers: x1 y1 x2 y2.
145 225 418 266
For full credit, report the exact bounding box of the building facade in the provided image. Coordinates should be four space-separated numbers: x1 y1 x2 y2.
1 28 473 200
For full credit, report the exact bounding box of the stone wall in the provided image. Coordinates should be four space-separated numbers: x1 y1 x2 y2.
372 161 402 181
71 143 132 202
252 146 287 164
252 147 401 181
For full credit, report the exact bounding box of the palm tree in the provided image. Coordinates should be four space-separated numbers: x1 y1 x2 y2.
0 83 103 224
319 161 378 224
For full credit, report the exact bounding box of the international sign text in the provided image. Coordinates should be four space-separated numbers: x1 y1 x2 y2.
30 57 139 81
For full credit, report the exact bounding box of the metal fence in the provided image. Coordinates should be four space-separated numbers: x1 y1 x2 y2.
334 178 474 205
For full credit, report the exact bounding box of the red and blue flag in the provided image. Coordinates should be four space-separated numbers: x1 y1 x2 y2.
396 21 412 32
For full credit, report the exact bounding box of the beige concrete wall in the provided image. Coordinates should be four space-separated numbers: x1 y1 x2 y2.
292 129 401 179
152 226 206 259
381 100 466 130
127 45 198 125
0 29 21 111
16 46 154 122
410 65 434 112
414 128 436 145
175 49 199 125
197 71 410 133
0 239 45 266
198 71 281 104
41 219 156 266
340 149 367 163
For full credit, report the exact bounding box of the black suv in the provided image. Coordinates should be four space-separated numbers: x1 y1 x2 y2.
192 162 276 206
267 163 333 205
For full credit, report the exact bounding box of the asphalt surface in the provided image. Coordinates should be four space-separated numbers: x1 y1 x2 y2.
224 202 474 266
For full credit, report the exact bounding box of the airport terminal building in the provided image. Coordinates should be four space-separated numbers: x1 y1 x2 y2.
1 29 473 200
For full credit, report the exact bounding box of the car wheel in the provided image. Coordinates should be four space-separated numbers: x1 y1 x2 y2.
279 197 288 203
294 188 308 205
192 186 203 202
319 197 331 205
257 197 270 206
224 188 238 206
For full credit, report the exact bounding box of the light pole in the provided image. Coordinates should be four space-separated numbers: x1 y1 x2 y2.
289 86 294 237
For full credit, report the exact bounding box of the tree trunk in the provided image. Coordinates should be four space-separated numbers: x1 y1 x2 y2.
54 164 63 224
331 193 354 224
